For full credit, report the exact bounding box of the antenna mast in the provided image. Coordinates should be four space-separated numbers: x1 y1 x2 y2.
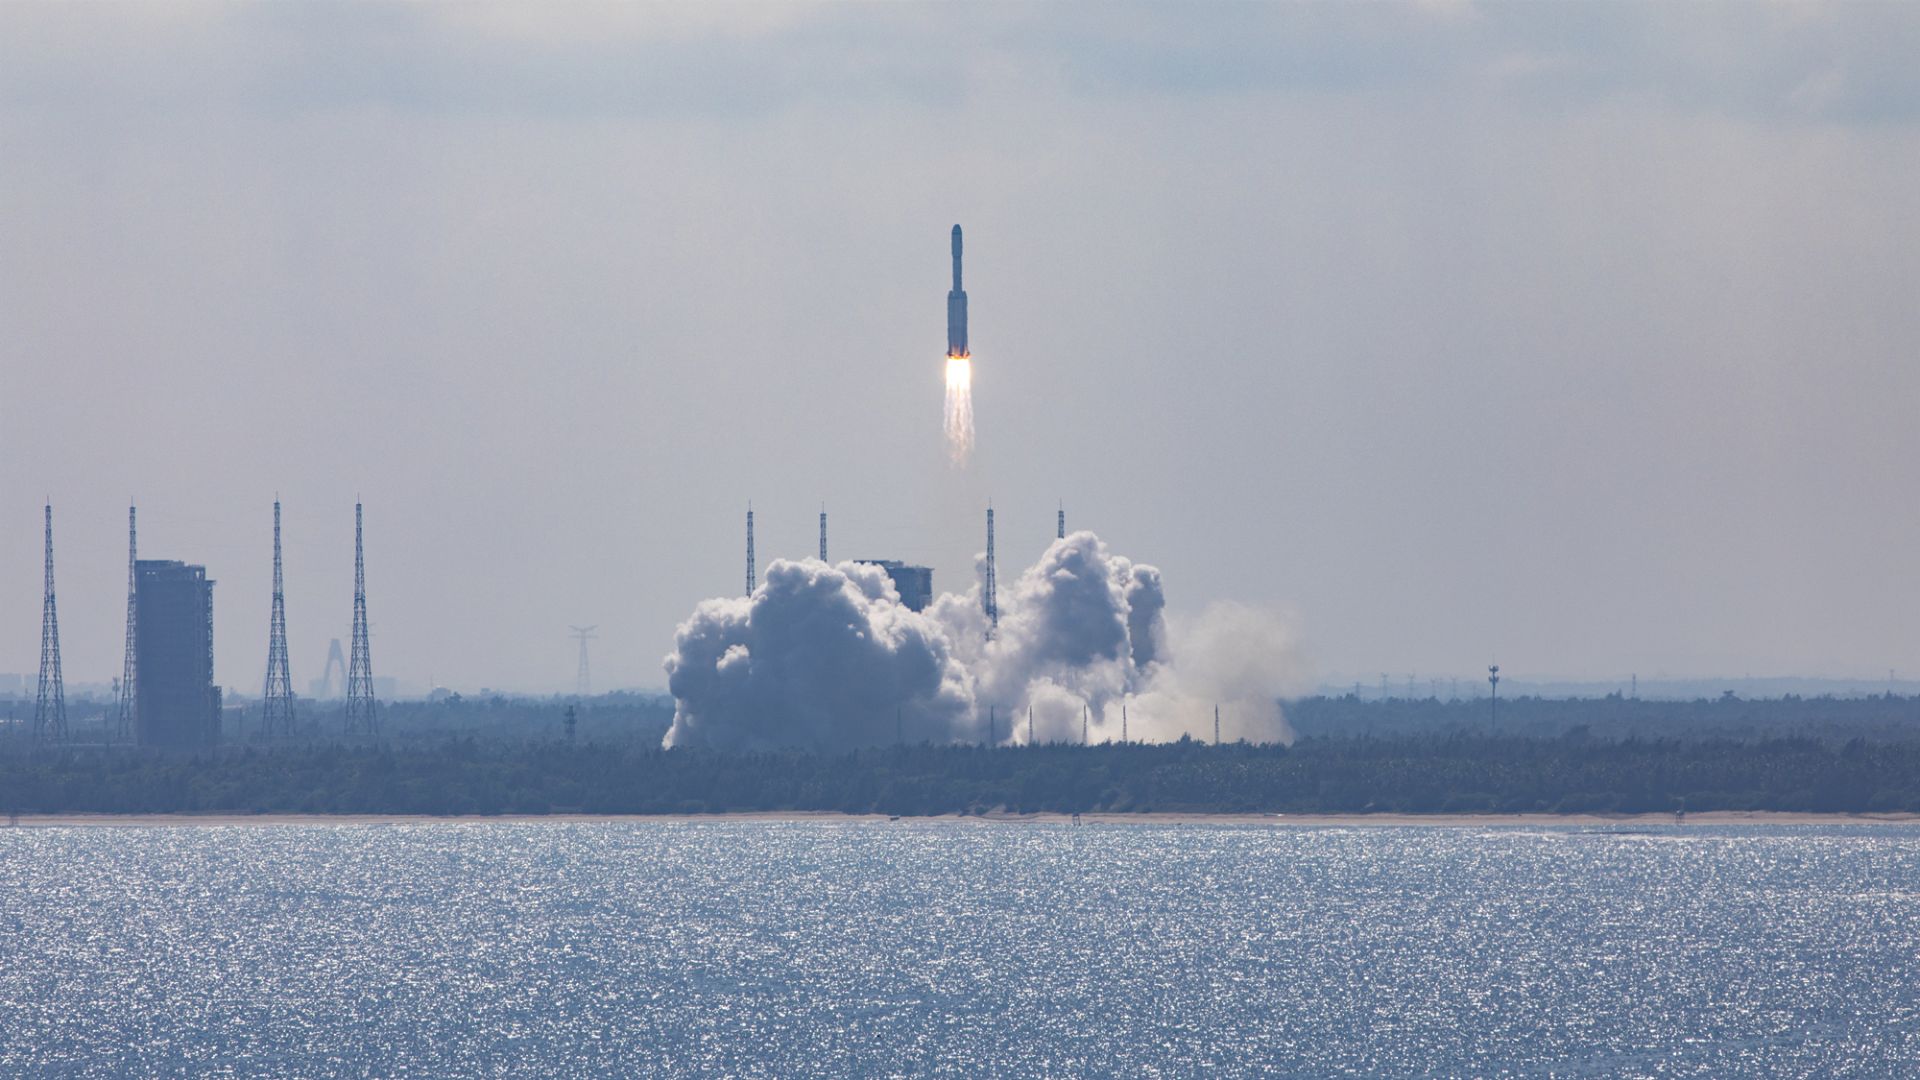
117 504 138 743
262 499 296 738
344 502 377 735
34 503 67 745
745 505 756 596
1057 502 1065 540
819 507 827 563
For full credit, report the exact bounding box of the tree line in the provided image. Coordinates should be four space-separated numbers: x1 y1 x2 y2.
5 734 1920 817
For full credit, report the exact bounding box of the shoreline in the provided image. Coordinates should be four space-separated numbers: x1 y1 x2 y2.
8 810 1920 828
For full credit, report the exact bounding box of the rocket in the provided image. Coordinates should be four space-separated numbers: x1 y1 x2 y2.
947 224 968 358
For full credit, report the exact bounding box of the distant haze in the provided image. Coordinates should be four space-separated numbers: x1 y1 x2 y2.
3 4 1918 694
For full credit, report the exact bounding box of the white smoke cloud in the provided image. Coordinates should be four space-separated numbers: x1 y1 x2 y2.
662 559 976 750
661 531 1306 750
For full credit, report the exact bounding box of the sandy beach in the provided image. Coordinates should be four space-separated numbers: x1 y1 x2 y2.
8 810 1920 828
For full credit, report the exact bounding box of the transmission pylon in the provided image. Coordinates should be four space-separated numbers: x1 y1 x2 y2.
320 638 347 698
117 504 137 743
570 625 598 696
819 507 828 563
1057 502 1065 540
983 504 997 635
261 499 296 738
344 502 377 736
34 503 67 745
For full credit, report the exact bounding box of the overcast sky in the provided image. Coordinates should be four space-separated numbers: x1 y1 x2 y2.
4 2 1918 695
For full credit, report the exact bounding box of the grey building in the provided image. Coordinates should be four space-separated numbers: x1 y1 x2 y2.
857 559 934 613
135 560 220 748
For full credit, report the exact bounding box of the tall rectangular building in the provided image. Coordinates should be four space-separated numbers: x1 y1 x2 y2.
855 559 934 613
135 560 220 749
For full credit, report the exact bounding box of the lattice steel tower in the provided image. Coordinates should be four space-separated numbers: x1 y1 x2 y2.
117 504 137 743
745 505 756 595
819 507 828 562
1057 502 1065 540
571 625 597 697
34 503 68 745
344 502 377 735
261 499 296 738
983 504 998 635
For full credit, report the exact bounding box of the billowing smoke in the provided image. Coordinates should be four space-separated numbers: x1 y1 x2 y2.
663 559 976 750
662 531 1304 750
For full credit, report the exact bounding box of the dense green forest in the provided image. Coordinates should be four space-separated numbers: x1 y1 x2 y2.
14 690 1912 749
5 735 1920 817
1287 691 1920 741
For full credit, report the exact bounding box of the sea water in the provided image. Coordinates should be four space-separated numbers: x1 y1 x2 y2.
2 822 1917 1077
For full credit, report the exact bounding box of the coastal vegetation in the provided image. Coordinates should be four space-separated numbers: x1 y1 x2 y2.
5 731 1919 817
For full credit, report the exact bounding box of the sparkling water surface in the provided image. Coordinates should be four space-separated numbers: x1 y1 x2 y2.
3 821 1917 1077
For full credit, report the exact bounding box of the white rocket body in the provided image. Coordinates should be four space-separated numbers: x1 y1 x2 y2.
947 225 968 358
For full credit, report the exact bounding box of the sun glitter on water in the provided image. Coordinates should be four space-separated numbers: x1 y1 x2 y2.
944 355 974 467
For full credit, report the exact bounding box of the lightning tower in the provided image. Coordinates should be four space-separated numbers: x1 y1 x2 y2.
261 499 296 738
983 505 998 634
117 504 137 743
344 502 377 735
745 505 756 596
34 503 67 745
571 625 598 696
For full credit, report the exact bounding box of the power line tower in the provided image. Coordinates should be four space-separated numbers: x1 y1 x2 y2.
344 502 377 736
1057 502 1065 540
819 507 828 562
34 503 67 745
261 499 296 738
570 625 598 696
117 504 138 743
745 504 756 596
320 638 347 698
983 504 998 635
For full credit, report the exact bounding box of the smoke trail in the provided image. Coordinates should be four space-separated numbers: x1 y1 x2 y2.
944 357 974 466
662 530 1307 751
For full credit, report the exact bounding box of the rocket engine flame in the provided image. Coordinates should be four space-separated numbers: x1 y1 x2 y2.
944 355 974 466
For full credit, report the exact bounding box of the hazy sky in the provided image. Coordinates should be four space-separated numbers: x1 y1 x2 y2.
4 3 1918 695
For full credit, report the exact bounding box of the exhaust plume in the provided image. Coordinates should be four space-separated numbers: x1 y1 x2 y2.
944 357 974 466
662 530 1304 750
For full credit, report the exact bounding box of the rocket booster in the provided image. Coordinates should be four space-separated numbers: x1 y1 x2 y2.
947 224 968 358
